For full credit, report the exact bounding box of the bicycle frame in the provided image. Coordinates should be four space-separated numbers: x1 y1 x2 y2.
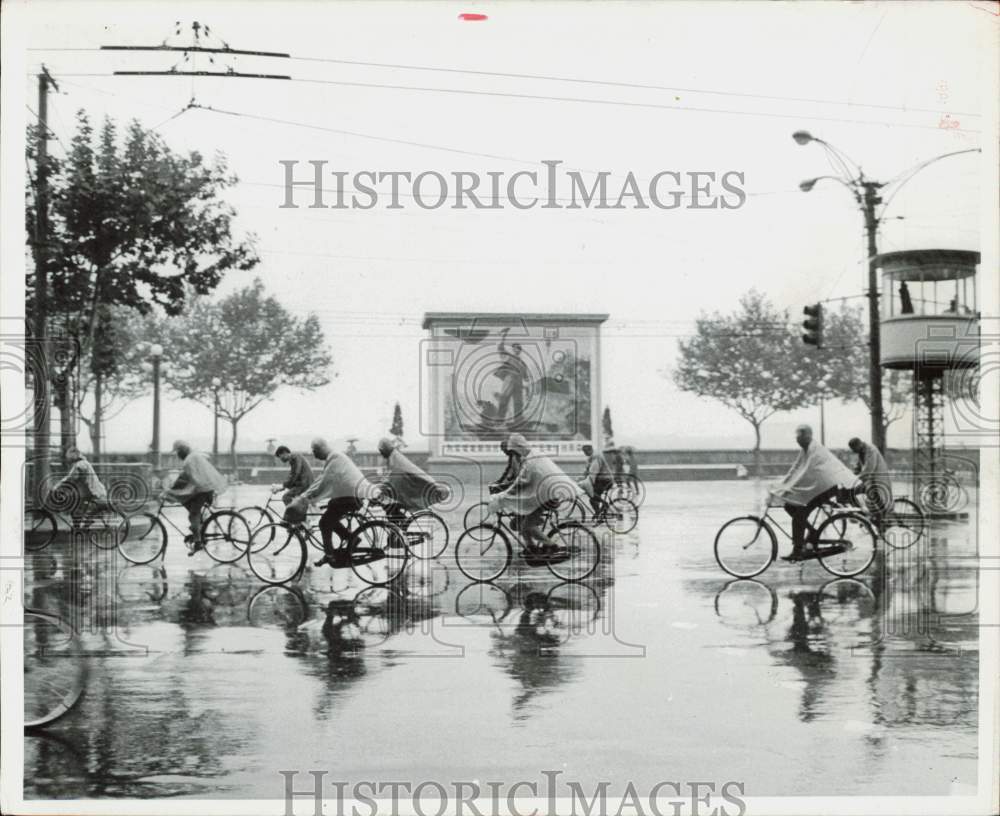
757 499 846 542
153 497 216 537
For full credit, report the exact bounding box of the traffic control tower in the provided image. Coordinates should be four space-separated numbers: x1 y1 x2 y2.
878 249 980 512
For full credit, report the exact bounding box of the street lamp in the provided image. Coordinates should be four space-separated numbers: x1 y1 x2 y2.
793 130 980 454
140 343 164 469
211 377 222 464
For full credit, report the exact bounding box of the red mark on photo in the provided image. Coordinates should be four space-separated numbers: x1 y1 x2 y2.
938 115 961 130
458 13 489 21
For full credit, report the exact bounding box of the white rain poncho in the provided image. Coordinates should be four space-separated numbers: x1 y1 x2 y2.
58 457 108 501
165 451 227 499
299 452 378 507
770 440 859 508
383 448 446 511
493 449 583 515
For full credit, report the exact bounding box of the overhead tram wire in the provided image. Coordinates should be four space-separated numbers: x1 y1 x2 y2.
28 46 980 119
34 70 978 134
185 105 803 200
283 76 982 133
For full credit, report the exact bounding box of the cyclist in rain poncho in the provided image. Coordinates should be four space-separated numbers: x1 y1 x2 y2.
377 437 447 524
769 425 859 560
848 437 892 516
490 433 581 557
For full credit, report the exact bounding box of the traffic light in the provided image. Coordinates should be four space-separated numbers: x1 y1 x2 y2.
802 303 823 348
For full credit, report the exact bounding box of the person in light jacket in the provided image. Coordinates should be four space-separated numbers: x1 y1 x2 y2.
163 440 228 553
490 434 580 557
290 437 378 568
770 425 859 560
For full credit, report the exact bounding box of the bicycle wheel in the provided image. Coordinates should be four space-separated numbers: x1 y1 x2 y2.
714 579 779 629
202 510 251 564
349 520 409 586
246 523 306 585
89 511 125 550
455 581 511 623
815 512 877 578
238 505 277 547
24 610 88 729
603 497 638 534
463 500 493 530
713 515 777 579
26 509 57 552
556 497 587 524
116 513 167 565
248 584 308 627
882 497 926 549
351 586 398 647
402 557 450 598
455 524 512 583
545 521 601 581
404 510 449 559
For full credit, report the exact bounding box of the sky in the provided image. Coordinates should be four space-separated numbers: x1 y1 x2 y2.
4 0 995 454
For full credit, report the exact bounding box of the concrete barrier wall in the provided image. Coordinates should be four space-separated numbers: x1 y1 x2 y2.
71 447 980 487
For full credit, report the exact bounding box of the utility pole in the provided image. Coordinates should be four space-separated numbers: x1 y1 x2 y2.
793 131 975 455
31 66 58 497
862 181 886 454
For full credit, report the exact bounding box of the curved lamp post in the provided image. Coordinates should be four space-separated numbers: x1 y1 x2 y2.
793 129 979 453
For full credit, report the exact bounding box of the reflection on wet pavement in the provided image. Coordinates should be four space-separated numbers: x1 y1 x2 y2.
23 482 980 798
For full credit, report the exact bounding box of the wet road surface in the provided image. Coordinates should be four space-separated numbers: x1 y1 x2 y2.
22 481 980 798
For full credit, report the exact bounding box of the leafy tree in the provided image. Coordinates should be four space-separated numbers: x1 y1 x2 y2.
390 402 404 440
25 112 258 455
820 303 911 443
160 280 333 472
673 290 824 457
73 306 158 456
602 406 614 446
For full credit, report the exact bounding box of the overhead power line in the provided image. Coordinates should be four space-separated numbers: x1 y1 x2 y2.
27 71 978 133
28 45 980 119
102 45 290 59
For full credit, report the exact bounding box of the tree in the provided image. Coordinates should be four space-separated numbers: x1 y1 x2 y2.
673 290 825 458
25 111 258 453
73 306 158 456
602 406 614 447
160 280 333 473
820 303 912 443
390 402 404 441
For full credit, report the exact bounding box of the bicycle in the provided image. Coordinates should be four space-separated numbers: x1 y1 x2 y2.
455 508 601 583
246 511 409 587
607 474 646 508
580 491 639 534
26 496 127 553
463 491 587 530
247 493 448 561
373 500 450 560
24 608 88 729
853 492 926 549
714 498 877 579
117 496 250 566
